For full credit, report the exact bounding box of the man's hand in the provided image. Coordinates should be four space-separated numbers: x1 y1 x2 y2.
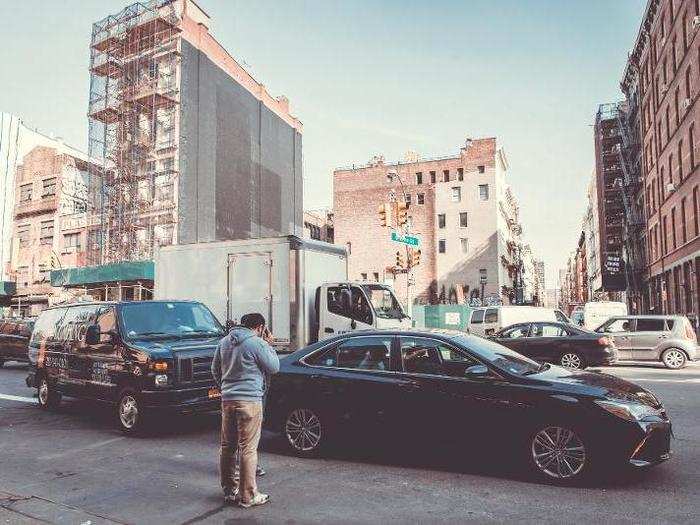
262 326 274 344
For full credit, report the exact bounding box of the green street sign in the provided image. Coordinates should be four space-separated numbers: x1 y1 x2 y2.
391 231 420 246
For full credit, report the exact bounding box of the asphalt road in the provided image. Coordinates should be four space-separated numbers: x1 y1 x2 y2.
0 361 699 524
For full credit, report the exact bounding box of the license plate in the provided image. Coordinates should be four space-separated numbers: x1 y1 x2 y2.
208 388 221 399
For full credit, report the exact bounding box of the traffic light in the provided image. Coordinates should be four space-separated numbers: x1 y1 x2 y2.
396 201 409 226
378 203 388 227
396 250 405 268
412 249 421 267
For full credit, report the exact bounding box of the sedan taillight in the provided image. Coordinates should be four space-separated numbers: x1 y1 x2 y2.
598 336 613 347
684 321 697 341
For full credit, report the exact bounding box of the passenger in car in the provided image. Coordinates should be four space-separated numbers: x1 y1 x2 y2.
358 346 387 370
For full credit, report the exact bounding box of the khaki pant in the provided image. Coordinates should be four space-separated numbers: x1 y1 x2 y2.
220 400 263 503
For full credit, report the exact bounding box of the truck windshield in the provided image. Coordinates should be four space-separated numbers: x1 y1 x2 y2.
120 302 224 339
361 284 406 320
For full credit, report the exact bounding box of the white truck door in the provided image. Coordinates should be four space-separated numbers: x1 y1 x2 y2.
320 285 374 339
227 253 273 330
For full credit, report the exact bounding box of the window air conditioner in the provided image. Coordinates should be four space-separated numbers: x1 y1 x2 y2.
667 182 677 194
682 98 692 111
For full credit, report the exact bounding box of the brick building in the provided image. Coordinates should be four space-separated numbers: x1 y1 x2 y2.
333 138 526 306
624 0 700 319
11 146 94 315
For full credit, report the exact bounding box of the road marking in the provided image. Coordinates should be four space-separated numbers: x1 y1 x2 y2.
0 393 37 404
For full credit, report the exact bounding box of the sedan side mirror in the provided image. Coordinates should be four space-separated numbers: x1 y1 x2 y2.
464 364 490 377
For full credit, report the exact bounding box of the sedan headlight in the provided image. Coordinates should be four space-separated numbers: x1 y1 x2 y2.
154 374 169 387
594 399 663 422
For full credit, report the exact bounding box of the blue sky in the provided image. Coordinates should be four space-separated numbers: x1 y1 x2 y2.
0 0 647 285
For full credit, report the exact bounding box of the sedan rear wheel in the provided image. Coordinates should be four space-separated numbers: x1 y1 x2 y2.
661 348 686 369
560 352 584 370
530 426 587 482
285 408 323 456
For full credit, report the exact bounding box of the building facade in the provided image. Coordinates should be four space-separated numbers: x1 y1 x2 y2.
87 0 303 265
624 0 700 321
333 138 530 306
11 146 93 315
303 208 334 243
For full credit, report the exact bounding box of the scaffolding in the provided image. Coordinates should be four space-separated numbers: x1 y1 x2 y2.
87 1 181 265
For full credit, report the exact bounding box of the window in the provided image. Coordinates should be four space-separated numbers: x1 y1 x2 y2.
39 220 54 245
682 197 688 244
686 67 692 100
443 170 450 182
88 230 102 249
460 238 469 253
430 171 436 183
416 172 423 185
405 193 412 206
459 212 468 227
678 140 684 180
502 325 530 338
438 239 446 253
63 233 81 249
308 336 392 371
17 224 30 247
690 124 695 170
417 193 425 205
484 308 498 323
438 214 446 228
532 323 566 337
672 207 677 249
635 318 666 332
479 184 489 201
451 186 461 202
470 309 485 324
360 272 367 281
400 337 476 376
42 178 56 198
694 186 699 236
602 318 633 333
457 168 464 181
373 272 379 282
478 165 485 173
326 285 373 325
19 184 32 202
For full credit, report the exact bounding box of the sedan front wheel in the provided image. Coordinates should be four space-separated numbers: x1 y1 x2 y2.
284 407 324 456
530 425 588 482
560 352 584 370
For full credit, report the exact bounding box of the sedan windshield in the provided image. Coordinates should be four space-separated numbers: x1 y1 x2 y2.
361 284 406 320
453 335 541 375
120 302 223 339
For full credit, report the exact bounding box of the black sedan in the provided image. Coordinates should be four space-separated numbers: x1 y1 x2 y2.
265 329 671 483
491 321 617 370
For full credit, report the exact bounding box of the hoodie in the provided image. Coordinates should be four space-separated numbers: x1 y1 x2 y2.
211 327 280 402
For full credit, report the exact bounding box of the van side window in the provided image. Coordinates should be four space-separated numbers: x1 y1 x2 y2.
30 308 66 347
471 310 485 324
484 309 498 323
59 306 100 351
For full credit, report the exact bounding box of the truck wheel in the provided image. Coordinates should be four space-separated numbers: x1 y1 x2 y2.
117 389 145 434
37 376 61 410
661 348 687 369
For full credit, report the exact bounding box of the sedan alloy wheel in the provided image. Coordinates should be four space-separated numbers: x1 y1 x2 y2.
285 408 322 453
531 426 586 480
560 353 583 369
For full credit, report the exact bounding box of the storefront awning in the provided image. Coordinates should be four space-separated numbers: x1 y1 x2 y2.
51 261 154 287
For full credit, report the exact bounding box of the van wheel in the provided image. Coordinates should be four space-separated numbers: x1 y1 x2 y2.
117 389 145 434
661 348 687 369
37 376 61 410
560 352 584 370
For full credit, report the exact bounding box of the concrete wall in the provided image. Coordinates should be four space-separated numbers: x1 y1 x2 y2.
178 40 302 244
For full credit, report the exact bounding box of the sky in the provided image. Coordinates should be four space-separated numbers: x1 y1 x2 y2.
0 0 648 287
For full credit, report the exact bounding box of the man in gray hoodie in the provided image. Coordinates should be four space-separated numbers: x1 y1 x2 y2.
212 313 279 508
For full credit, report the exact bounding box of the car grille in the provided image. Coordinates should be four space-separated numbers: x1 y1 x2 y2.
177 355 214 384
632 428 671 462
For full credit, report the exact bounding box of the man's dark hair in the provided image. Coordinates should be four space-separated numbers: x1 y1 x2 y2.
240 313 266 330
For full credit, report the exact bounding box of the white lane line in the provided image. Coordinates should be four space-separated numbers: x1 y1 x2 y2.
0 393 38 404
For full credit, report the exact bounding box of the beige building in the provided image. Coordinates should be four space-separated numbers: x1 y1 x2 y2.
11 146 93 315
334 138 528 306
303 208 334 243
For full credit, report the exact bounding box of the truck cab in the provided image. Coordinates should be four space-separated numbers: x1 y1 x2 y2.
317 282 411 339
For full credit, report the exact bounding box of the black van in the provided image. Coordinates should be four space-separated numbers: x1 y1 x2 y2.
0 318 35 367
26 300 225 433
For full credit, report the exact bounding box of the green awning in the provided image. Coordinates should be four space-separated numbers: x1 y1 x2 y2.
51 261 154 287
0 281 16 297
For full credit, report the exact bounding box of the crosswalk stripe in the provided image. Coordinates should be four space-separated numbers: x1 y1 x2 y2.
0 393 38 404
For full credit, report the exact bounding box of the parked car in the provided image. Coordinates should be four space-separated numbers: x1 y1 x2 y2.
0 318 35 367
26 300 225 433
468 306 570 336
582 302 628 331
595 315 698 369
491 321 617 369
265 329 671 483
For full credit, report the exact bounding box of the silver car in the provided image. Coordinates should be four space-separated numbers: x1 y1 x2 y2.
595 315 698 369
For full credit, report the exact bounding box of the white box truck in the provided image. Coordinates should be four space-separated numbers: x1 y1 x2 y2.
155 236 411 352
